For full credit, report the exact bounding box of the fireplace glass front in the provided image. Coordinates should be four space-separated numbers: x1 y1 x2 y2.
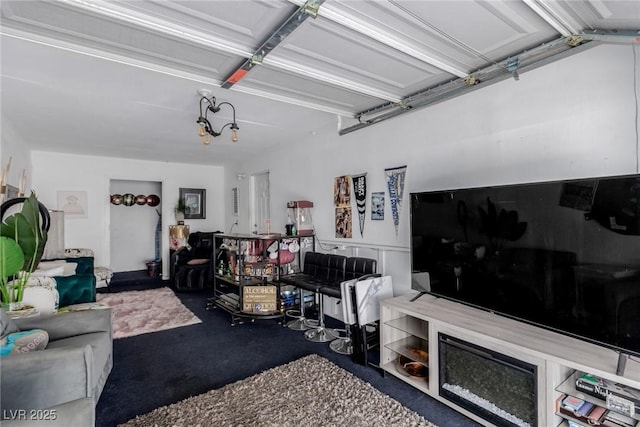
438 333 537 427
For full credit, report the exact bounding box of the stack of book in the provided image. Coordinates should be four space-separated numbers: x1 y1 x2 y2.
560 395 607 425
559 394 638 427
576 373 640 416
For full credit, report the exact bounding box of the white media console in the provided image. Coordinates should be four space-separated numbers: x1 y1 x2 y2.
380 293 640 426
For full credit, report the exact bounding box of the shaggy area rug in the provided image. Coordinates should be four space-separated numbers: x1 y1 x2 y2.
119 354 437 427
96 287 201 339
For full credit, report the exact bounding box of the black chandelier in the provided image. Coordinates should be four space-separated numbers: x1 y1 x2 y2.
196 89 239 145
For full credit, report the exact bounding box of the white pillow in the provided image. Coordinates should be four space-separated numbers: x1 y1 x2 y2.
31 266 65 277
33 261 77 277
37 260 67 269
22 277 59 316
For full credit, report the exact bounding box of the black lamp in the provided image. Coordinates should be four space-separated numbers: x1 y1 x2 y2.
196 89 239 145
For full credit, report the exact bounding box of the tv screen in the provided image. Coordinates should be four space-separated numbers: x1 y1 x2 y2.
410 174 640 356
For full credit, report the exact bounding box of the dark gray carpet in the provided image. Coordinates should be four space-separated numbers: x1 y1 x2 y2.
96 271 479 427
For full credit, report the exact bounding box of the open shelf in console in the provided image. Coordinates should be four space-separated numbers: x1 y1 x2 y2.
556 370 640 424
381 306 430 392
384 336 429 363
385 316 429 340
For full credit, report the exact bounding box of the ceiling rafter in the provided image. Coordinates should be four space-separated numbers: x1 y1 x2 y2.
221 0 325 88
57 0 401 105
522 0 582 36
287 0 470 78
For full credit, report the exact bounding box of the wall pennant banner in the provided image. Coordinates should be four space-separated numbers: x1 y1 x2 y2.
352 173 367 237
385 165 407 237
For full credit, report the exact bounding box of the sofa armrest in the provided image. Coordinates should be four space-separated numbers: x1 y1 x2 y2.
14 308 112 341
0 345 94 412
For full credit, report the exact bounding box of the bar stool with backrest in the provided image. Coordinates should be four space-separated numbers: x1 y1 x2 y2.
303 254 347 343
324 259 378 354
283 252 323 330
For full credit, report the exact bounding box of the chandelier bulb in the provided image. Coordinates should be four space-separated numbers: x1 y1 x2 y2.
231 129 238 143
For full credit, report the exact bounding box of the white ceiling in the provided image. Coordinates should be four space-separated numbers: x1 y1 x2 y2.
1 0 639 166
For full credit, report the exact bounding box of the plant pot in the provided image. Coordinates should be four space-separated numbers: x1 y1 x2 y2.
1 301 24 312
175 211 185 225
146 261 161 277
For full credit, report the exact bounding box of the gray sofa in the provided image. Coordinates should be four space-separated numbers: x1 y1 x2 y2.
1 308 113 426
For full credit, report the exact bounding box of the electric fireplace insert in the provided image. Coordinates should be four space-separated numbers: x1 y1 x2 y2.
439 333 537 427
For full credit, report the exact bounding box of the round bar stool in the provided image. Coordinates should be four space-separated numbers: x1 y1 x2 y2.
304 287 338 343
285 288 313 331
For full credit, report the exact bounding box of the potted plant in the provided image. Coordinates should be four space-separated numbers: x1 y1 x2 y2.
0 192 48 310
174 197 186 224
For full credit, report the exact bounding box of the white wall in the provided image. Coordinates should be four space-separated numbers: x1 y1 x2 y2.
110 179 162 272
5 44 638 292
232 44 640 296
0 118 32 196
30 152 225 278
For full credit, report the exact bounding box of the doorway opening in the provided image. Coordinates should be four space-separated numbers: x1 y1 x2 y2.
250 171 270 234
109 179 162 273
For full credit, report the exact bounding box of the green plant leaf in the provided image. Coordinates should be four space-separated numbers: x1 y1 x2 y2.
1 192 47 273
0 236 25 280
2 213 37 271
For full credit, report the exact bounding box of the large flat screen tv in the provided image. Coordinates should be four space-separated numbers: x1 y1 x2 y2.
410 174 640 356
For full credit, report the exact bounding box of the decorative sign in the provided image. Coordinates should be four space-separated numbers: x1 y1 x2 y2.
242 285 277 314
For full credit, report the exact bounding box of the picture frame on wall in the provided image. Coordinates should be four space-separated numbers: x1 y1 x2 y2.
371 192 384 220
57 190 88 219
180 188 206 219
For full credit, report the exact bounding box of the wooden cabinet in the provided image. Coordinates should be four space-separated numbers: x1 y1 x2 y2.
207 233 313 325
381 293 640 426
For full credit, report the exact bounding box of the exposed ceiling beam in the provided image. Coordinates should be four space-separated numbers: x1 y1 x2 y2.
58 0 251 57
522 0 581 37
0 27 354 118
221 0 325 88
287 0 469 78
57 0 398 104
264 57 403 103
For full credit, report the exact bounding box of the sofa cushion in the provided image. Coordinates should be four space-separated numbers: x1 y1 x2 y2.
55 275 96 307
22 284 59 316
35 261 78 277
1 329 49 357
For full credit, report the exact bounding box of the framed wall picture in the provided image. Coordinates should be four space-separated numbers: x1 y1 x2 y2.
57 190 88 219
6 185 19 200
180 188 206 219
371 192 384 220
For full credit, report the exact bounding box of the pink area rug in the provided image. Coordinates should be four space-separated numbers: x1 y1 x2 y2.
97 287 201 339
